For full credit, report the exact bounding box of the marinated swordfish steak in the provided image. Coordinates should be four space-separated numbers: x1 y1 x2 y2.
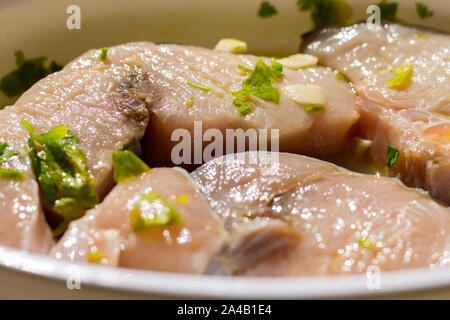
50 167 226 273
108 42 358 167
301 23 450 204
192 152 450 276
0 47 150 251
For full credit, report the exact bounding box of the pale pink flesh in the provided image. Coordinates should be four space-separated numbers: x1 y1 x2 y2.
302 23 450 204
0 42 359 252
0 46 151 252
50 168 226 273
192 152 450 276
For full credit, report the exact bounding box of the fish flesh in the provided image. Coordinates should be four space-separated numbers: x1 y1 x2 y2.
50 168 226 273
192 152 450 276
301 23 450 204
104 42 359 167
0 47 150 251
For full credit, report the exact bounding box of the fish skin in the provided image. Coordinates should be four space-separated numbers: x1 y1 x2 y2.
0 46 151 252
301 23 450 204
50 168 226 274
191 152 450 276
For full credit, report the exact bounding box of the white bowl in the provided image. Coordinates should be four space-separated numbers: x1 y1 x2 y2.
0 0 449 299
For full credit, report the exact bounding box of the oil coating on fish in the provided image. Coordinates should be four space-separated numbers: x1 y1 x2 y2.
50 168 226 274
301 23 450 204
192 152 450 276
0 47 150 252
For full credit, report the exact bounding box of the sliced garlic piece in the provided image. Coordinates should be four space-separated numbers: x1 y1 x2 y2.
277 53 318 70
214 38 247 54
282 84 326 106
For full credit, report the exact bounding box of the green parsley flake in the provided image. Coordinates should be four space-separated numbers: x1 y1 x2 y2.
385 62 413 90
186 97 195 107
230 60 283 116
0 167 24 180
258 1 278 18
335 71 350 82
304 106 325 113
297 0 353 30
232 98 254 116
112 150 151 184
187 82 211 91
238 65 253 73
0 50 63 101
386 143 399 167
416 2 433 19
358 236 375 249
231 60 281 103
130 190 183 233
21 119 98 236
99 48 108 61
377 0 398 21
0 142 24 180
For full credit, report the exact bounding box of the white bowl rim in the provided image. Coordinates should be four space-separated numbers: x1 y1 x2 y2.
1 244 449 299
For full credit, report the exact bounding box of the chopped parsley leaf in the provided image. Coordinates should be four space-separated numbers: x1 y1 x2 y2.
335 71 350 82
304 106 325 113
258 1 278 18
186 97 195 107
297 0 353 30
377 0 398 21
21 119 98 236
187 82 211 91
231 60 283 116
99 48 108 61
232 97 254 116
358 236 375 249
238 65 253 73
386 143 399 167
416 2 433 19
0 50 63 100
130 190 183 232
385 62 413 90
112 150 151 184
0 142 24 180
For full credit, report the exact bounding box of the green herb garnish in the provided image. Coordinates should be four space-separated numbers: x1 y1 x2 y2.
230 60 283 116
0 142 24 180
232 98 254 116
187 82 211 91
21 119 98 235
385 62 413 90
335 71 350 82
386 143 399 167
0 50 63 100
112 150 151 184
304 106 325 113
99 48 108 61
231 60 281 103
358 236 375 249
297 0 353 30
271 60 284 79
416 2 433 19
238 65 253 73
186 97 195 107
258 1 278 18
130 190 183 233
377 0 398 21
